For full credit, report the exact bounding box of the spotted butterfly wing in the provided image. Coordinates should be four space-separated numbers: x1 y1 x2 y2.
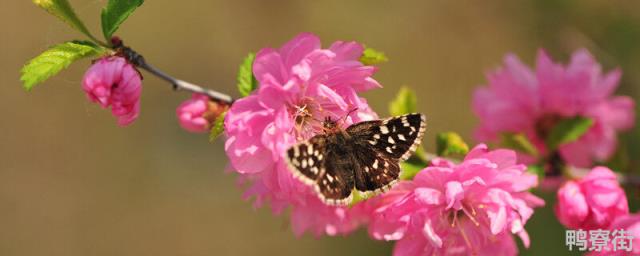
286 113 426 205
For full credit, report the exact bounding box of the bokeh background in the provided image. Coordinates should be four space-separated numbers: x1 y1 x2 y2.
1 1 639 255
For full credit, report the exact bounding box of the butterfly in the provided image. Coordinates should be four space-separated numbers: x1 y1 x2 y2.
285 113 426 206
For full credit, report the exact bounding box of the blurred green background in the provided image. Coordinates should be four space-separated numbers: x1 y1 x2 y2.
1 1 639 255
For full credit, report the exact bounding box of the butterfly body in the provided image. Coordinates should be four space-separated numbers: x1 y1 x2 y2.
286 113 426 205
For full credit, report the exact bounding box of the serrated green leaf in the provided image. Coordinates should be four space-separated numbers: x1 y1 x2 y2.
20 41 104 91
545 116 594 151
209 111 227 142
237 53 258 97
359 47 388 65
101 0 144 41
500 132 539 157
389 86 417 116
33 0 99 42
436 132 469 157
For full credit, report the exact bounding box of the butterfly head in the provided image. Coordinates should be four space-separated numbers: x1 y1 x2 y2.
321 116 340 133
320 108 360 133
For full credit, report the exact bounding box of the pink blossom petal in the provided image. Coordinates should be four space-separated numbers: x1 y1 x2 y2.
253 48 287 85
279 32 321 71
422 219 443 248
328 40 364 61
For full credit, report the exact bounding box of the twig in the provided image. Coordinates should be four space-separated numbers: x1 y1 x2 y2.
113 38 234 104
567 166 640 186
424 152 640 186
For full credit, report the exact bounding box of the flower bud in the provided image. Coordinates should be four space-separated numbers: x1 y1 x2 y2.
176 93 227 133
555 167 629 230
82 57 142 126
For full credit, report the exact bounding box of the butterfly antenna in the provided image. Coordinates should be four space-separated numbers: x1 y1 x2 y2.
340 107 359 124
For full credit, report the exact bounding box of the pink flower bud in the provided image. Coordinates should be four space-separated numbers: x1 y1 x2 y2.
176 94 226 133
555 167 629 230
82 57 142 126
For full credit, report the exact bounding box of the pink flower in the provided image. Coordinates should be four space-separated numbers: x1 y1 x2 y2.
224 33 380 236
473 49 635 167
176 93 221 133
367 144 544 255
588 213 640 255
82 57 142 126
554 167 628 230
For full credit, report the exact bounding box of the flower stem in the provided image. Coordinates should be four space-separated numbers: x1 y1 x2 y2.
565 166 640 186
138 61 234 104
114 39 234 104
424 152 640 186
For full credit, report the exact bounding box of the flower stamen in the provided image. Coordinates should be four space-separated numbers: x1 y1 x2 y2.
457 221 478 256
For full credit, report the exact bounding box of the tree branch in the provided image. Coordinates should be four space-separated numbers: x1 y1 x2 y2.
114 39 235 104
424 152 640 186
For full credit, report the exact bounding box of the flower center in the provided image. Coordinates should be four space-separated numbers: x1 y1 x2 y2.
441 201 481 255
446 201 480 228
291 98 325 140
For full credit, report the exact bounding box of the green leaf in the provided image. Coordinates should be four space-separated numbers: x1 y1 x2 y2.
436 132 469 157
237 53 258 97
359 47 388 65
400 160 427 180
500 132 539 157
20 41 105 91
209 111 227 142
389 86 417 116
101 0 144 41
527 164 545 182
400 147 431 180
348 189 365 207
33 0 98 42
545 116 594 151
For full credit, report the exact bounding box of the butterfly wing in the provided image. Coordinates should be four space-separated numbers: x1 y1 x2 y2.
347 113 426 161
286 135 327 186
350 143 401 195
316 148 356 205
346 113 426 194
286 113 426 205
286 134 354 205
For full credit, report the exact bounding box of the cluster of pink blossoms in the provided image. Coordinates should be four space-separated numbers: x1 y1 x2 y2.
473 49 635 167
223 33 545 255
80 33 637 255
475 49 638 255
224 33 380 236
366 144 544 255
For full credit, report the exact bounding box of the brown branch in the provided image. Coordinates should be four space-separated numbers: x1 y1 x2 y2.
113 38 234 104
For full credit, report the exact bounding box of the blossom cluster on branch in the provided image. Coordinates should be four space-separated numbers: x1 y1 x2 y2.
20 1 640 255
